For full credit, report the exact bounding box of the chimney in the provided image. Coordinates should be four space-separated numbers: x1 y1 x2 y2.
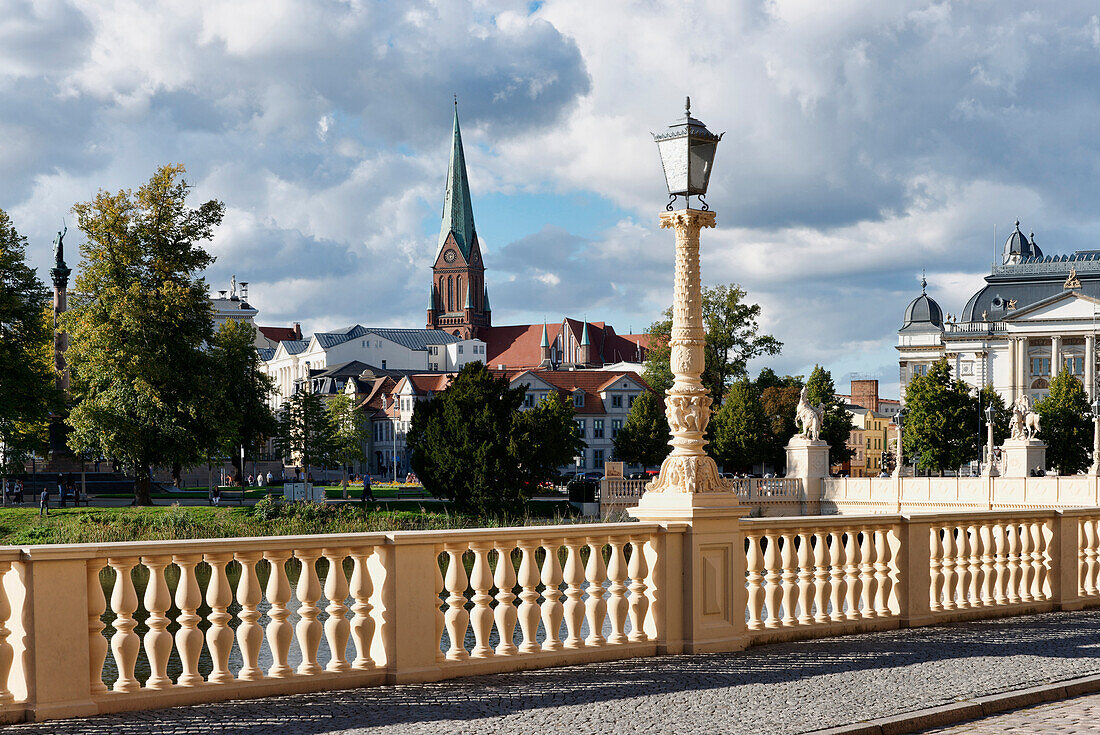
293 322 302 340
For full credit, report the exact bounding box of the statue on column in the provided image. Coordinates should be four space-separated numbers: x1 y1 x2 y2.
52 226 65 265
1010 394 1041 440
795 386 825 441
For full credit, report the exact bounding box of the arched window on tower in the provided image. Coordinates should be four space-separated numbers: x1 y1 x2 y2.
447 276 453 313
457 276 463 310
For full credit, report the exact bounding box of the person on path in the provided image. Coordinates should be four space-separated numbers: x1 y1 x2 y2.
39 488 49 517
361 474 375 505
266 471 273 486
14 480 23 503
212 485 221 506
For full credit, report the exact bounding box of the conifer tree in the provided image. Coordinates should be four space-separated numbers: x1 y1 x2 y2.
612 390 671 468
710 379 768 473
805 365 855 467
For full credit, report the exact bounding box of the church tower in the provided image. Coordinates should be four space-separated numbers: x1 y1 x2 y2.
427 101 491 339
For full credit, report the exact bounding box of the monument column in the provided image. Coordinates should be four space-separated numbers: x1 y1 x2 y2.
49 228 72 458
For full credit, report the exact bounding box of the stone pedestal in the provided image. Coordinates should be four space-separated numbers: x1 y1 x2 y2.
785 438 830 513
999 439 1046 478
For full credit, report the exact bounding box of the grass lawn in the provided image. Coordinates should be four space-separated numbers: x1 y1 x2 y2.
0 499 581 546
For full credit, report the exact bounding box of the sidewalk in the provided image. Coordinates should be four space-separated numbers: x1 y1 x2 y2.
9 609 1100 734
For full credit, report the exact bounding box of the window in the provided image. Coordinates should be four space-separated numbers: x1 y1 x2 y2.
593 449 604 467
381 360 387 369
575 419 586 437
524 394 534 408
628 395 636 408
1066 356 1085 375
593 419 604 439
1031 357 1050 376
612 419 622 437
612 394 622 408
913 364 929 377
458 345 464 354
573 391 585 408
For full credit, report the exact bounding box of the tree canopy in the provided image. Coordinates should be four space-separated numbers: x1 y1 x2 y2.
62 164 224 504
901 358 977 474
328 393 371 496
710 379 768 473
0 209 56 474
209 320 277 480
805 365 855 467
1036 372 1091 475
275 388 337 477
612 390 670 468
643 284 781 404
407 362 582 516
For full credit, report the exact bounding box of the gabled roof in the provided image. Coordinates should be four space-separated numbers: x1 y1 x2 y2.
281 339 309 355
314 324 369 349
257 348 276 361
366 328 464 350
257 325 301 342
437 104 477 260
481 320 649 369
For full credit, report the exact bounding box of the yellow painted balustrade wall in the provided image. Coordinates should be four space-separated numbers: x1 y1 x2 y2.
0 511 1099 723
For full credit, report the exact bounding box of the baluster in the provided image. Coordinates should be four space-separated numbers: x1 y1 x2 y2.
584 538 608 647
349 547 376 669
873 529 891 617
204 552 234 684
745 533 764 630
1019 521 1035 603
262 551 293 677
294 549 323 675
107 556 139 692
561 540 586 648
967 524 982 608
606 539 629 644
859 529 876 618
540 541 564 651
0 561 13 702
435 549 446 661
141 555 173 689
1090 519 1100 596
829 531 846 622
468 543 494 658
780 534 798 626
627 535 650 642
796 532 814 625
762 534 782 628
232 551 264 680
1083 520 1098 596
443 545 470 660
1007 522 1022 603
812 531 830 624
1033 521 1049 600
516 542 541 653
979 524 995 606
493 544 518 656
87 560 108 694
954 526 970 610
993 523 1008 604
322 548 351 671
172 554 204 685
928 527 944 612
940 527 957 611
844 529 861 620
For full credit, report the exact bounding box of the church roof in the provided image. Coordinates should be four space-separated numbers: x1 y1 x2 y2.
312 325 463 351
1003 220 1039 262
900 277 944 333
437 103 477 260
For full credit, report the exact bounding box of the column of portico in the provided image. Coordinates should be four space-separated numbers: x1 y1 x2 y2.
1087 334 1096 400
1052 335 1062 382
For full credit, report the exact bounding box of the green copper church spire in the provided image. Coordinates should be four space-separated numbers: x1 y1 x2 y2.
437 99 477 259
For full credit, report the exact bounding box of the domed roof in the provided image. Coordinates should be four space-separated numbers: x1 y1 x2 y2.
902 276 944 331
1029 232 1043 259
1003 220 1036 263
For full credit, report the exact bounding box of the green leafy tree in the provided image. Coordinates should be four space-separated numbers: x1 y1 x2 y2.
275 388 337 479
328 393 370 497
902 358 978 474
643 284 782 403
710 379 768 473
511 391 585 487
612 390 670 468
757 369 804 472
210 320 277 483
0 210 57 476
974 385 1011 450
62 165 224 504
1036 372 1091 475
805 365 855 467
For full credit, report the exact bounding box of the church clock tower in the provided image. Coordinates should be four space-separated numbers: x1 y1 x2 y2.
427 101 491 339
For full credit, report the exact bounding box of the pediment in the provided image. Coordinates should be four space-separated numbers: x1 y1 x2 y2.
509 370 555 392
433 232 468 269
1005 290 1100 322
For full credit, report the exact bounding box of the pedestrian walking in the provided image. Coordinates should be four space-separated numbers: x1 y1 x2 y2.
14 479 23 503
361 474 375 505
39 488 49 517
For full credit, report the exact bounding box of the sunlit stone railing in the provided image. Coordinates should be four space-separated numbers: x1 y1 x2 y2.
0 510 1099 723
602 477 805 516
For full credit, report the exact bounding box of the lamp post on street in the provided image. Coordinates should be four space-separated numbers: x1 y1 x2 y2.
891 409 905 478
982 404 999 477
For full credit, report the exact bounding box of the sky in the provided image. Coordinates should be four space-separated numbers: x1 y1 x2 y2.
5 1 1100 398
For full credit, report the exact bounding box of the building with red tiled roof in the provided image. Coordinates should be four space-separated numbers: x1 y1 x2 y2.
480 319 648 371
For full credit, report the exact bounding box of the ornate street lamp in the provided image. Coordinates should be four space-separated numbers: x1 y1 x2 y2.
640 99 727 496
891 409 905 479
982 404 999 477
1090 397 1100 476
654 97 724 211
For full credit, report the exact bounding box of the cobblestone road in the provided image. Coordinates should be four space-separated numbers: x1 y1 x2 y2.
12 610 1100 735
921 690 1100 733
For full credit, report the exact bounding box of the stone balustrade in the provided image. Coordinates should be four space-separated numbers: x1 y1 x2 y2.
823 475 1100 513
0 510 1098 723
601 477 805 516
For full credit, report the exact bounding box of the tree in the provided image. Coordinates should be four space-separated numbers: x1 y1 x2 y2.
643 284 782 403
210 320 277 485
757 369 804 472
0 210 57 476
805 365 855 467
902 358 977 474
974 385 1011 451
511 392 585 488
62 165 224 504
613 390 670 468
1036 372 1091 475
710 380 768 473
329 393 370 498
275 389 337 480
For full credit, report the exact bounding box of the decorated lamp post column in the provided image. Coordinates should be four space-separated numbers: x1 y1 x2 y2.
981 404 999 477
1090 398 1100 476
891 410 905 479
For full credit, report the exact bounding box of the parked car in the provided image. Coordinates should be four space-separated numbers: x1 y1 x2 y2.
582 471 603 481
627 472 648 480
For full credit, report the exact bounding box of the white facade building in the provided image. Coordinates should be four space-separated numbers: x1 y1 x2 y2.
899 222 1100 406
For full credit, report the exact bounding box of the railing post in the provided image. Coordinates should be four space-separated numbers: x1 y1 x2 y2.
14 550 98 721
897 515 935 627
1050 511 1084 611
374 536 444 684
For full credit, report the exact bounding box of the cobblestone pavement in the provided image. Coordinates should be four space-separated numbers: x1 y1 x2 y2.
920 690 1100 733
12 609 1100 735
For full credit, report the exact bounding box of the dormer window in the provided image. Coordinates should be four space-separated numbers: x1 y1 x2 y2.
573 390 585 408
